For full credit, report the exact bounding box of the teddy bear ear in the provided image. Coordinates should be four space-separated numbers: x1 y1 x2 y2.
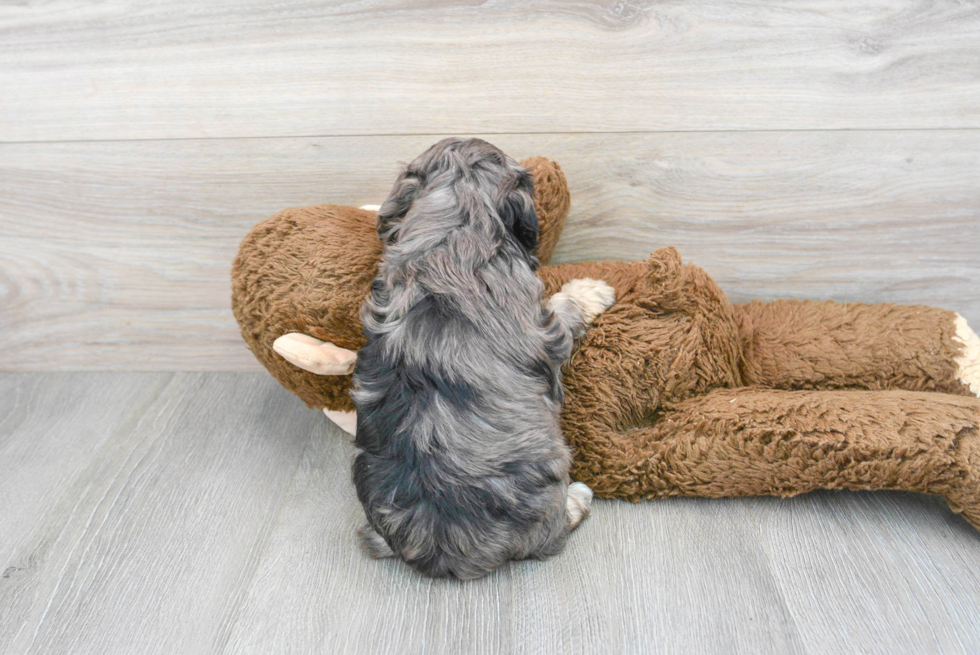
519 157 570 265
272 333 357 375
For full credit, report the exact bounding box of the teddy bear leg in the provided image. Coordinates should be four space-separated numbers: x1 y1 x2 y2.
567 388 980 531
734 299 978 397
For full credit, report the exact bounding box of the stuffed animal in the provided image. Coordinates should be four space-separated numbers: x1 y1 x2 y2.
232 157 980 530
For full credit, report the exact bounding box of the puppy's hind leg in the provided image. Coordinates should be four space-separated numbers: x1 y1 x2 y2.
566 481 594 531
357 524 395 559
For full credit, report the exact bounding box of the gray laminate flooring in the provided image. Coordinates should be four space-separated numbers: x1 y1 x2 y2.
2 373 979 655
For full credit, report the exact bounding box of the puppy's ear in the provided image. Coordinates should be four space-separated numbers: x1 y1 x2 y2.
377 170 424 245
498 172 539 260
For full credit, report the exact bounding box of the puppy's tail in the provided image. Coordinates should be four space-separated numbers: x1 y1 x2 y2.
357 524 395 559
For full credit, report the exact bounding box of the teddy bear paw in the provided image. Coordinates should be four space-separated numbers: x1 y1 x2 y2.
954 314 980 398
559 278 616 324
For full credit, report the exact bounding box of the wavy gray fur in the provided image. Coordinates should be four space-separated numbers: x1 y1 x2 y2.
351 137 592 580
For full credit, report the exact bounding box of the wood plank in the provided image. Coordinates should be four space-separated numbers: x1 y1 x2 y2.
224 419 805 655
1 1 979 141
749 490 980 654
0 373 317 655
2 131 977 370
509 498 806 655
0 373 170 566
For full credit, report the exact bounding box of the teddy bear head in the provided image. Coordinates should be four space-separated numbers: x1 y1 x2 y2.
231 157 571 411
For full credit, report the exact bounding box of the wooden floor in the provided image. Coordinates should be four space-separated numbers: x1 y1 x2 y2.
3 1 980 652
0 372 978 655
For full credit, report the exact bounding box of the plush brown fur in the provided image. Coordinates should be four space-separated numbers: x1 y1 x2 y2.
538 252 979 529
231 159 980 530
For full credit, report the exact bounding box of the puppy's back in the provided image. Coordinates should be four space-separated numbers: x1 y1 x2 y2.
353 287 572 579
351 137 585 579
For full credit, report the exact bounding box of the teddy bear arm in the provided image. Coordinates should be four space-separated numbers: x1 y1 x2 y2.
733 299 980 397
566 387 980 530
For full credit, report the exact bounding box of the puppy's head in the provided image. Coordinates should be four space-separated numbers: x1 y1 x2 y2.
377 138 540 263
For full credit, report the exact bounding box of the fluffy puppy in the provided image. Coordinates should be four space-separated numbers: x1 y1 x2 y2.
351 138 615 580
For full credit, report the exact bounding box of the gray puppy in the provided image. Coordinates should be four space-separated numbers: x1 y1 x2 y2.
351 138 615 580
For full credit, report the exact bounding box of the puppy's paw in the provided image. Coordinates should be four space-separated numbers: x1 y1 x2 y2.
560 278 616 324
566 481 594 530
357 524 395 559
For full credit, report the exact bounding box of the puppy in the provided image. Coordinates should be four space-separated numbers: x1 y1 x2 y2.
351 138 615 580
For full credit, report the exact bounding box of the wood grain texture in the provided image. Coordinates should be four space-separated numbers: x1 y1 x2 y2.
508 499 806 655
2 1 979 141
224 420 806 655
748 491 980 654
0 373 169 566
2 131 977 370
0 373 316 655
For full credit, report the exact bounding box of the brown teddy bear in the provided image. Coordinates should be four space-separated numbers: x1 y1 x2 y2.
232 157 980 530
